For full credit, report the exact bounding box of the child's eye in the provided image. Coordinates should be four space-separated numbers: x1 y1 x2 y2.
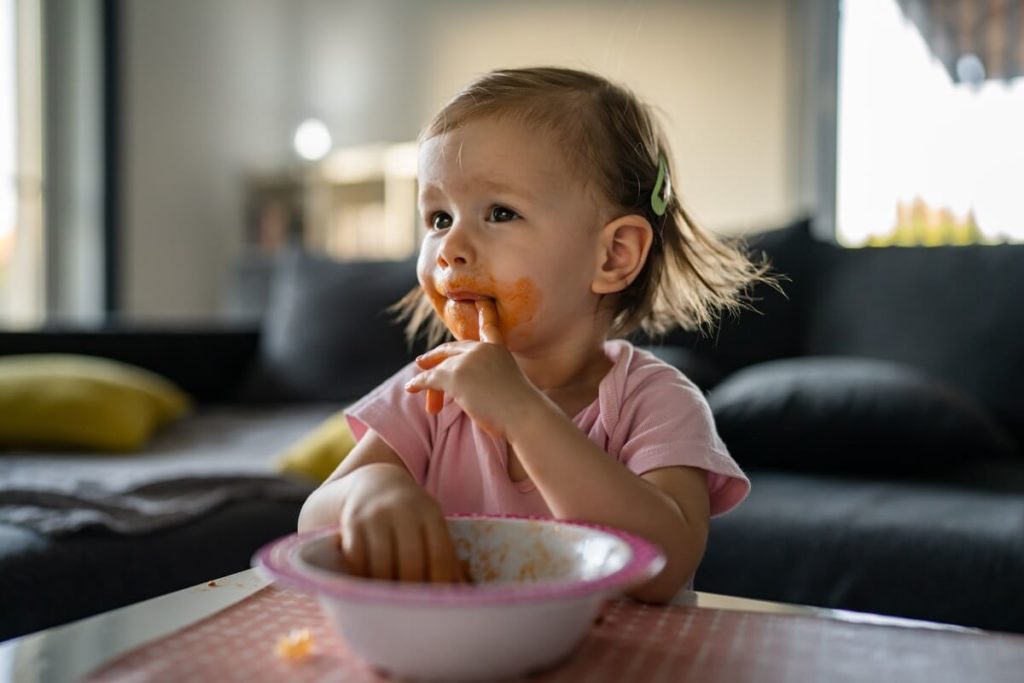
487 206 519 223
430 212 453 230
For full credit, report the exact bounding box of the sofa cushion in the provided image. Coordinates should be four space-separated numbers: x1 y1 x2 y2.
804 242 1024 449
250 251 421 402
0 354 192 451
0 328 260 404
275 409 356 483
697 468 1024 633
708 357 1018 473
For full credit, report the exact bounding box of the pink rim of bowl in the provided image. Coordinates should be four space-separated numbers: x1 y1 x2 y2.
254 513 666 607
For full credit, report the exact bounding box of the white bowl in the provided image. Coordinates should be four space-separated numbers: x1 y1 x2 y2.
254 514 665 681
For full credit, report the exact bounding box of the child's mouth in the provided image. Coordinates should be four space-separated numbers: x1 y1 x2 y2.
424 275 540 343
445 291 487 303
433 289 496 341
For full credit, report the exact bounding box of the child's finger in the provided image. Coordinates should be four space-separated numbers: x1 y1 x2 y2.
415 346 462 369
393 516 427 582
425 389 444 415
405 371 445 410
364 518 396 581
340 525 368 578
423 517 464 584
476 299 504 346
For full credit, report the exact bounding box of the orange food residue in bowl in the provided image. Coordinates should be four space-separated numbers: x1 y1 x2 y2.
453 527 580 585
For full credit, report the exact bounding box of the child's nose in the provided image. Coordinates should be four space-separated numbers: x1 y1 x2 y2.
436 222 475 268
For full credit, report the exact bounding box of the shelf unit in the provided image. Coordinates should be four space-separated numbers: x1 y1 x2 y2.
244 142 419 261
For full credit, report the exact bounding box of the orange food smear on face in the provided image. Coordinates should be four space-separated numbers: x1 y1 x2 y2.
424 275 540 342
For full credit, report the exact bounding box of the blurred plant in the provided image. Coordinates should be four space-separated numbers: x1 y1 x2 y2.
865 196 1004 247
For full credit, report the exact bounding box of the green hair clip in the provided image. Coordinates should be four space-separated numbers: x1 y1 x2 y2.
650 154 669 217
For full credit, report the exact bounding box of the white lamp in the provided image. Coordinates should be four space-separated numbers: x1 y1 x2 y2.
293 118 332 161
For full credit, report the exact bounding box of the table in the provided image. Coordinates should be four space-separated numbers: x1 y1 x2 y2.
0 569 1012 683
0 570 269 683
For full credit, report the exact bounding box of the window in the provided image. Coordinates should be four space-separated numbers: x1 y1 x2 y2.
1 0 44 325
837 0 1024 246
0 1 13 298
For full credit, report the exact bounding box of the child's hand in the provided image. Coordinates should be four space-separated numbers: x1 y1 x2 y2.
337 463 465 583
406 300 538 437
421 299 503 414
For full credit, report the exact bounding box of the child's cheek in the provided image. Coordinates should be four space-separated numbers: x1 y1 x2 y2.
494 278 541 343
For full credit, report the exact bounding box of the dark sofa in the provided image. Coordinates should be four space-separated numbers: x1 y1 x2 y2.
0 255 423 642
2 219 1022 641
0 329 313 641
681 219 1024 633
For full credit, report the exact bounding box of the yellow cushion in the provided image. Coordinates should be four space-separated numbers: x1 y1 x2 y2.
0 354 192 451
276 410 356 483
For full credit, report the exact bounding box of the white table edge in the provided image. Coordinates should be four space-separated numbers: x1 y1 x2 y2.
0 568 270 683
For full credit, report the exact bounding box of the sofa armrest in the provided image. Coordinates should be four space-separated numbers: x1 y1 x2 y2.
0 324 260 403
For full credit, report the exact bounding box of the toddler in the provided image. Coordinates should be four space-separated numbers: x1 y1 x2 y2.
298 66 767 603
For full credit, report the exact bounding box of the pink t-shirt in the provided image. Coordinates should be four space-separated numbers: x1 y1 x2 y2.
345 339 749 518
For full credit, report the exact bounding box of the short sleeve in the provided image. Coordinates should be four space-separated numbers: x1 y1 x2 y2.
344 363 433 485
613 366 750 517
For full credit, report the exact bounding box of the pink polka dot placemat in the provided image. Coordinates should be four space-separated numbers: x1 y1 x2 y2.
84 585 1024 682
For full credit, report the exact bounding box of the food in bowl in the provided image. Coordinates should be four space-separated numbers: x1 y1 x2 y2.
254 514 664 681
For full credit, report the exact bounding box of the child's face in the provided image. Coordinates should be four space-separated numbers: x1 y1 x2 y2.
417 117 609 351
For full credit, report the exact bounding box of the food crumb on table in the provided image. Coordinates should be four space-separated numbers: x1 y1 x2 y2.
276 628 315 661
206 580 217 587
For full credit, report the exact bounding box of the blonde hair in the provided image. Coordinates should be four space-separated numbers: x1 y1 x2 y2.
397 66 771 347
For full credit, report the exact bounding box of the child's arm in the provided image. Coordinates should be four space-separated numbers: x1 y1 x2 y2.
407 340 709 603
506 397 710 603
298 431 464 583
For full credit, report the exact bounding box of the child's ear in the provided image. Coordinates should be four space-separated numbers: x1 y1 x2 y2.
592 215 654 295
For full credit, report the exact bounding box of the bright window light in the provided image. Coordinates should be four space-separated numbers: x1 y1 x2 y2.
837 0 1024 245
1 0 15 247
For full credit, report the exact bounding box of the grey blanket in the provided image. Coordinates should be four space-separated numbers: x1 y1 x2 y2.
0 405 339 536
